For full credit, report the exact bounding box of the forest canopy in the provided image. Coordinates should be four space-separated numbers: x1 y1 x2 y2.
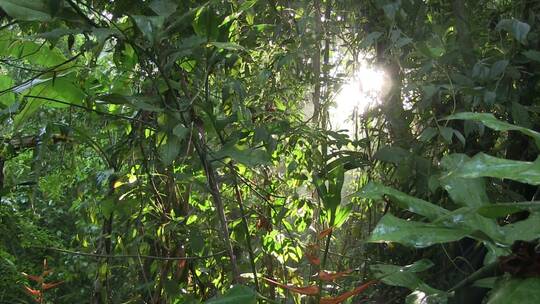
0 0 539 303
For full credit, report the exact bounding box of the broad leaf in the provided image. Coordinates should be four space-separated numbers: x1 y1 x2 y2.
0 0 52 21
371 259 445 296
205 285 258 304
477 202 540 218
486 278 540 304
496 19 530 44
449 153 540 185
360 182 448 220
445 112 540 148
368 214 471 248
440 154 490 207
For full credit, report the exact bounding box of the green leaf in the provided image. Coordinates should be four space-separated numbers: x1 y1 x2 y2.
208 42 246 51
371 259 445 296
477 202 540 218
511 101 531 128
431 207 503 244
26 77 86 108
486 278 540 304
359 32 382 48
496 19 530 44
205 285 258 304
12 98 41 131
473 277 498 289
444 112 540 148
97 94 163 112
449 153 540 186
440 127 454 143
173 124 189 139
132 15 165 43
419 127 437 142
500 213 540 244
149 0 178 18
213 143 270 167
405 291 448 304
0 0 52 21
374 146 411 164
0 75 16 106
440 154 490 207
490 60 509 79
368 214 471 248
360 182 448 220
160 134 182 165
523 50 540 63
192 6 220 40
333 204 351 228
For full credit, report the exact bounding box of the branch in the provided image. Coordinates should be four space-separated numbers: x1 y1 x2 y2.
36 247 227 261
24 95 153 127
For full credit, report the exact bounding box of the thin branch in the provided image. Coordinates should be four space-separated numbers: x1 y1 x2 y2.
36 247 227 261
0 53 83 96
24 95 153 127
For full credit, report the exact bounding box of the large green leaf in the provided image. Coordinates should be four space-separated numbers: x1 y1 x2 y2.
12 98 41 131
212 143 270 167
371 259 446 299
0 75 16 106
477 202 540 218
360 182 448 220
374 145 411 164
444 112 540 148
5 40 68 67
0 0 52 21
496 19 530 44
440 154 490 207
499 213 540 244
368 214 471 248
486 278 540 304
205 285 258 304
431 207 504 244
449 153 540 185
132 15 165 44
26 78 86 108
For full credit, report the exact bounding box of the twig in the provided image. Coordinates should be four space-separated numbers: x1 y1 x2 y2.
36 247 227 261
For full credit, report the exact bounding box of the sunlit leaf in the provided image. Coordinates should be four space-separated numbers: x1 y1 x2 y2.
448 153 540 185
368 214 471 248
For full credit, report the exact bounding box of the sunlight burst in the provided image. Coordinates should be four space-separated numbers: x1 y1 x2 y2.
329 66 388 131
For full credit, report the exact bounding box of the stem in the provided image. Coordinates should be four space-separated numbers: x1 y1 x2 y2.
234 181 260 291
317 211 336 303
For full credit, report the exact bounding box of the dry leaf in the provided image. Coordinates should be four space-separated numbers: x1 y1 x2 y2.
42 280 64 290
24 286 41 297
22 272 43 283
262 277 320 295
320 280 377 304
318 269 352 281
305 252 321 265
318 227 333 239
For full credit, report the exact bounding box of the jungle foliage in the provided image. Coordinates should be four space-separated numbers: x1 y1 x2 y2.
0 0 539 303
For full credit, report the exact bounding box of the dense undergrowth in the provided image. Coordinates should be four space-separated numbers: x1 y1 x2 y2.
1 0 539 303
